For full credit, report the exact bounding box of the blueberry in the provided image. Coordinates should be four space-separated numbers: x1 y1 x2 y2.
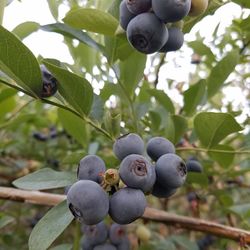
109 223 128 245
186 160 203 173
93 243 117 250
40 64 58 98
116 239 130 250
113 133 144 161
109 187 146 224
119 0 137 30
126 0 152 14
81 221 108 247
119 154 156 193
77 155 106 184
67 180 109 225
81 238 94 250
126 12 168 54
146 137 175 162
151 179 177 198
152 0 191 23
186 192 197 202
159 27 184 52
155 153 187 188
32 132 48 141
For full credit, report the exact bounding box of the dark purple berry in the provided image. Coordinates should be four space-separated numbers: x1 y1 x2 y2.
119 0 137 30
32 132 48 141
109 187 146 224
126 12 168 54
67 180 109 225
152 179 177 198
126 0 152 14
40 64 58 98
155 153 187 188
77 155 106 184
159 27 184 52
186 160 203 173
81 221 108 247
152 0 191 23
119 154 156 193
113 133 144 161
146 137 175 162
109 223 128 245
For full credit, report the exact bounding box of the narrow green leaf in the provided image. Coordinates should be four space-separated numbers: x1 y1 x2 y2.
41 23 104 52
194 112 243 148
0 25 42 96
29 200 74 250
63 8 119 36
13 168 76 190
58 108 87 147
232 0 250 8
207 50 239 98
0 216 15 229
208 145 235 168
89 94 104 122
183 80 206 116
12 21 40 40
119 51 146 96
43 59 93 116
147 89 175 114
172 115 188 144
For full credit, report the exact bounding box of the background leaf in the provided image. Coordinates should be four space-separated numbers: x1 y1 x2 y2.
12 21 40 40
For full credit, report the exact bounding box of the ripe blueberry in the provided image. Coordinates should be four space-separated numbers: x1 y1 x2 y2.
126 0 152 15
67 180 109 225
186 159 203 173
155 153 187 188
109 223 128 245
113 133 144 161
119 154 156 193
119 0 137 30
81 221 108 247
159 27 184 52
93 243 117 250
152 0 191 23
77 155 106 184
126 12 168 54
152 179 177 198
81 238 94 250
109 187 146 224
146 137 175 162
40 64 58 98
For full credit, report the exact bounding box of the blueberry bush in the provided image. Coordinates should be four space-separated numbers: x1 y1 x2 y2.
0 0 250 249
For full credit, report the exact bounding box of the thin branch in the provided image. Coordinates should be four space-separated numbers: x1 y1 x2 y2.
153 53 166 88
176 147 250 155
0 187 250 243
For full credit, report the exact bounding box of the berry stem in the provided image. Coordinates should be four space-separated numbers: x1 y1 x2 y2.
73 220 81 250
176 147 250 154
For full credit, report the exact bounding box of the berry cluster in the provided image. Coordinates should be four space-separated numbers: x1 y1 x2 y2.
119 0 189 54
81 222 130 250
66 134 187 226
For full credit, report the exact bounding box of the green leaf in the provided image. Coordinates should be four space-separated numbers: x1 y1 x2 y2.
147 89 175 114
228 203 250 218
183 80 206 115
208 145 235 168
29 200 74 250
171 235 199 250
232 0 250 8
50 244 72 250
172 115 188 144
58 108 88 147
13 168 76 190
43 59 93 116
62 152 84 165
207 50 239 98
0 216 15 229
41 23 104 52
89 94 104 122
63 8 119 36
12 21 40 40
119 51 146 96
0 25 42 96
194 112 243 148
187 172 209 187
